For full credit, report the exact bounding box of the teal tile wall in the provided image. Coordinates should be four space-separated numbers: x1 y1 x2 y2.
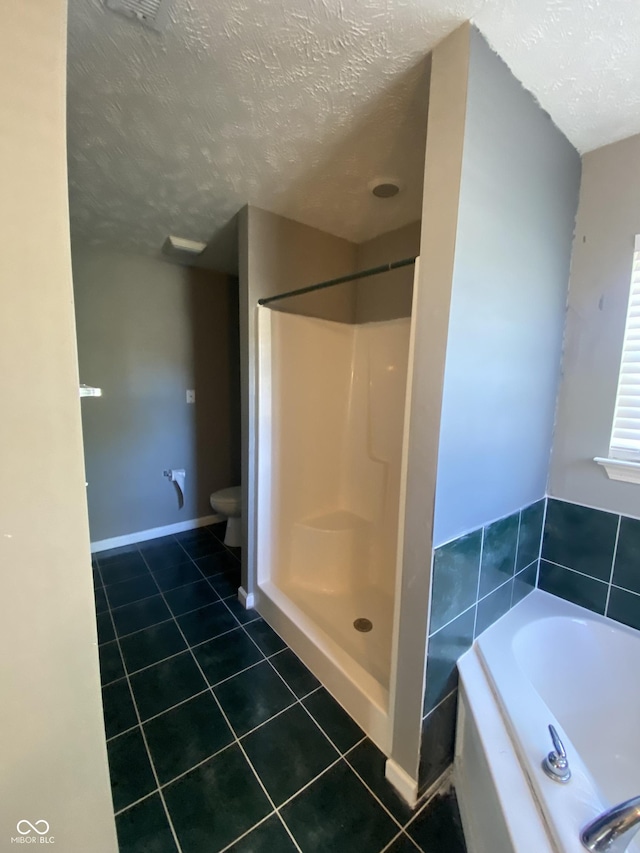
419 498 544 790
539 498 640 632
419 495 640 793
424 498 544 717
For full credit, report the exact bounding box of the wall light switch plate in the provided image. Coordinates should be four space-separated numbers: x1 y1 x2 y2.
186 390 195 404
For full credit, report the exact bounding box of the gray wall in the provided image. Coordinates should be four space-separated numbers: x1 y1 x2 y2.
355 221 421 322
0 3 117 849
239 206 357 592
549 133 640 517
73 250 240 543
389 22 580 789
433 27 581 547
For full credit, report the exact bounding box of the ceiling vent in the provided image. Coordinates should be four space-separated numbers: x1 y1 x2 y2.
104 0 173 31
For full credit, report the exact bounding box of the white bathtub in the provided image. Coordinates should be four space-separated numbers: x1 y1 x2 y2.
456 590 640 853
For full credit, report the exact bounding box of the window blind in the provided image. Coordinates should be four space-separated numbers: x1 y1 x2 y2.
610 235 640 460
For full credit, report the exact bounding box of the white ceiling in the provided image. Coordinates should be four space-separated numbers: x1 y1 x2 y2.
67 0 640 272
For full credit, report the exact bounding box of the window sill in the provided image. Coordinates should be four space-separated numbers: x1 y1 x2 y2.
594 457 640 484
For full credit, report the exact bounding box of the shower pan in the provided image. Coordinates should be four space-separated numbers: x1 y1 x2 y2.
254 291 414 751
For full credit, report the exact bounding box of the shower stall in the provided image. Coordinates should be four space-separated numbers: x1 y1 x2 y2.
254 262 416 751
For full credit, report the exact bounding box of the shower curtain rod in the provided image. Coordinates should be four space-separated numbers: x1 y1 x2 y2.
257 256 416 306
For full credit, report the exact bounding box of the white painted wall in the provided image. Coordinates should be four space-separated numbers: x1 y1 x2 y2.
549 134 640 516
0 2 117 849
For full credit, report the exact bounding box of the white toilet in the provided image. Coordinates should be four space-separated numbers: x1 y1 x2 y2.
210 486 242 547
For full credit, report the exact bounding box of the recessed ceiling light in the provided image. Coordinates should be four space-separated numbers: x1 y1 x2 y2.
369 179 401 199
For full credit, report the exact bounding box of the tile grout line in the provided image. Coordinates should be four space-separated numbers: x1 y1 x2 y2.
604 514 622 617
342 752 410 833
214 811 278 853
412 765 459 820
539 557 611 585
101 528 240 571
118 625 244 678
106 639 299 714
610 581 640 598
101 540 410 852
156 740 235 791
216 599 354 847
113 789 161 818
425 556 540 642
96 560 185 853
104 584 245 644
428 600 476 640
472 526 485 639
422 686 457 723
102 613 174 643
233 613 372 767
379 831 404 853
236 684 324 741
101 583 256 646
273 753 347 811
109 644 327 815
267 734 366 813
477 568 513 607
113 681 331 821
105 686 211 741
434 495 552 552
99 524 235 570
380 829 422 853
137 551 305 853
217 736 369 853
543 495 638 523
217 598 372 759
105 562 236 608
510 508 523 609
535 496 548 590
213 594 408 849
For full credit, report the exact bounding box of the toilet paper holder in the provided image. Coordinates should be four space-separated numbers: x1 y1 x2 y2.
163 468 186 509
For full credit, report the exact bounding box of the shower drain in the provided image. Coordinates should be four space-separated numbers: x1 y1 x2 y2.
353 618 373 633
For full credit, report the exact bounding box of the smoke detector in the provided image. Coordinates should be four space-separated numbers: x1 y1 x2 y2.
104 0 173 31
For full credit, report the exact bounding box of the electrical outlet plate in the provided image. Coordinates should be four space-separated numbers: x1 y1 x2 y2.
186 390 195 404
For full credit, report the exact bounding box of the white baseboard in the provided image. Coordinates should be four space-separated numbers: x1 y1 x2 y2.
385 758 419 807
238 586 256 609
91 514 225 553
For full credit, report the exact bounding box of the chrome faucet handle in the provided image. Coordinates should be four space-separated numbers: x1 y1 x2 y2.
549 725 567 760
581 795 640 852
542 724 571 783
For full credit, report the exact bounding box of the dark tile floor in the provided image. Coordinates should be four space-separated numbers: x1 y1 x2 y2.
93 524 467 853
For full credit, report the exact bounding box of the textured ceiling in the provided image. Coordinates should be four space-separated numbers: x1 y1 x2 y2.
67 0 640 271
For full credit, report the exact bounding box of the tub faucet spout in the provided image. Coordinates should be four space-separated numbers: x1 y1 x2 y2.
581 796 640 852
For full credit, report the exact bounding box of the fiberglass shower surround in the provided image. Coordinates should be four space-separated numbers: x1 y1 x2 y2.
263 310 410 688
